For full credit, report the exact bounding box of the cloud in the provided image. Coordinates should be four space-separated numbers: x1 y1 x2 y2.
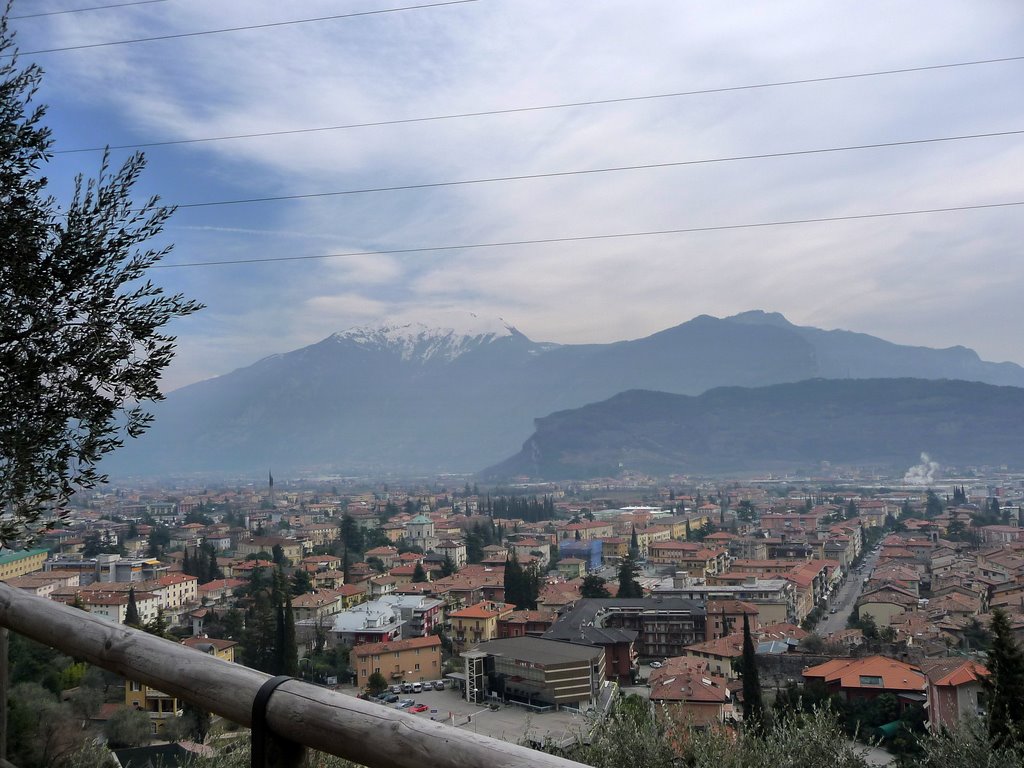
17 1 1024 385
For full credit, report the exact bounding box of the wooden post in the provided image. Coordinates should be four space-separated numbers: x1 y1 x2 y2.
0 584 590 768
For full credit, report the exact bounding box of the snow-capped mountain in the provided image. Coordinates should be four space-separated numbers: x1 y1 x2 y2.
327 315 519 362
106 311 1024 478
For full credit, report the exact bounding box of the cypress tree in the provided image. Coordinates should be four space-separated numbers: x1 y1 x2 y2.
503 553 523 608
412 562 427 583
279 590 298 677
738 612 765 732
124 587 141 627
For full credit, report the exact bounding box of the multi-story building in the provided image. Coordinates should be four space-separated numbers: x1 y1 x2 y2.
545 597 705 666
125 678 182 737
463 636 605 709
353 635 443 690
377 594 445 638
0 549 48 580
448 600 514 650
324 601 403 647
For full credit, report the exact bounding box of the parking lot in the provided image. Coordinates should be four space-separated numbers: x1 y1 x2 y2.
337 683 589 746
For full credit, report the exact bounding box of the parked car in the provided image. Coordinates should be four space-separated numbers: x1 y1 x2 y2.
390 685 402 694
398 699 415 708
649 661 663 669
383 693 399 703
402 683 414 693
409 704 429 713
433 680 446 690
412 682 423 693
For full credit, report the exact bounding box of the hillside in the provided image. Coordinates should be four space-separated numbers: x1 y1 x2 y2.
484 378 1024 480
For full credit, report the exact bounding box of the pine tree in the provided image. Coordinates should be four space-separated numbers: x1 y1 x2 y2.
580 575 611 599
144 607 169 638
440 554 457 577
987 607 1024 746
738 613 765 732
617 554 643 599
412 562 428 583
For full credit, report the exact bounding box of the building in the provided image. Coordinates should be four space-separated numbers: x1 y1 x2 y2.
463 636 605 709
802 655 927 711
653 574 795 625
353 635 443 690
448 600 514 650
125 680 182 736
648 659 736 728
920 658 989 730
325 602 403 647
544 597 705 665
0 549 48 580
377 593 445 637
181 635 238 662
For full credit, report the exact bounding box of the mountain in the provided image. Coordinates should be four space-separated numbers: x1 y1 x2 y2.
106 311 1024 477
484 378 1024 480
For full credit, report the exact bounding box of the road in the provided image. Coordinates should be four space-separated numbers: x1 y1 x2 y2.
816 545 881 636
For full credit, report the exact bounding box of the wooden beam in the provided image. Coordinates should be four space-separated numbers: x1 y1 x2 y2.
0 583 589 768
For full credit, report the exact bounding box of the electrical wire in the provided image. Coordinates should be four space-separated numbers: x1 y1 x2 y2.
10 0 166 19
54 54 1024 155
153 199 1024 269
167 129 1024 210
13 0 477 55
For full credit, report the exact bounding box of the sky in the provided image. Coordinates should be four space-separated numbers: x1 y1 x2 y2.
11 0 1024 392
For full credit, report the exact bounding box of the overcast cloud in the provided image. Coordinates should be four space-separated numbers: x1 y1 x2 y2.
15 0 1024 390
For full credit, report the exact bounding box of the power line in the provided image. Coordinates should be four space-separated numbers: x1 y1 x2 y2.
13 0 477 55
168 129 1024 210
154 199 1024 269
54 54 1024 155
10 0 167 19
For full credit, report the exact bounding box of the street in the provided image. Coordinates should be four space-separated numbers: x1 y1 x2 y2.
816 545 881 636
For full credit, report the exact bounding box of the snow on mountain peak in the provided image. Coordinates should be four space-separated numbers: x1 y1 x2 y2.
330 313 517 362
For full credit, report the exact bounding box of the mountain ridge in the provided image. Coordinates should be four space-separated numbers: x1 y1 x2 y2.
105 311 1024 477
484 378 1024 480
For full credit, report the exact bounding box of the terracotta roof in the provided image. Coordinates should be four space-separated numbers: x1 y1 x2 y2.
919 658 989 687
352 635 442 658
803 655 926 692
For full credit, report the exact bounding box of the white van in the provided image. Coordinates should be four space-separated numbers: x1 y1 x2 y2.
412 682 423 693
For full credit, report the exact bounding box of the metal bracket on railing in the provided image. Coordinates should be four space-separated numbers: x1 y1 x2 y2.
251 675 302 768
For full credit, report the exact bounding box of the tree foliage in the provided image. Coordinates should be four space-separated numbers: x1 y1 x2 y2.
986 607 1024 746
103 707 152 749
616 553 643 598
0 13 202 545
580 574 611 599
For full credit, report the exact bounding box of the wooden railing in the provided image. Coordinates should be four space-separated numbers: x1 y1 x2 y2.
0 583 590 768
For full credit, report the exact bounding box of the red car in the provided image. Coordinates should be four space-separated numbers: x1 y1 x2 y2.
409 704 429 713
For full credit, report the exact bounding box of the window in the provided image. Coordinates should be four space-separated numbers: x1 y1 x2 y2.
415 664 420 671
130 681 142 692
859 675 883 686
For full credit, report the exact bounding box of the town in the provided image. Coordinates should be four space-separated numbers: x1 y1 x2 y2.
2 468 1022 766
